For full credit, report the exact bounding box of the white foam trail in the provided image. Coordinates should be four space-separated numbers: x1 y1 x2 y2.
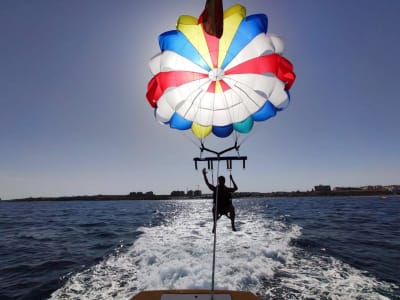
49 200 397 300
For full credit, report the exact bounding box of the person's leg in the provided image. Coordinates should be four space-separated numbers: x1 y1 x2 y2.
229 205 236 231
212 206 216 233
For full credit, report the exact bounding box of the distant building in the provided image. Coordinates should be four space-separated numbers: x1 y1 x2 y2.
360 185 384 191
171 190 185 197
385 185 400 193
130 191 144 196
187 190 202 197
194 190 202 197
334 186 361 191
314 185 331 192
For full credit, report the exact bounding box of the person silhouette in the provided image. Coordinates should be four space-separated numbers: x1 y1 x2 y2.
202 168 237 233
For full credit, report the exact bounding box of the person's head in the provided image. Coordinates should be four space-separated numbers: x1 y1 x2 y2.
218 176 225 186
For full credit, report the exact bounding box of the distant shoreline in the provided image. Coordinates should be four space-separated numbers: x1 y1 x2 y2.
2 190 397 202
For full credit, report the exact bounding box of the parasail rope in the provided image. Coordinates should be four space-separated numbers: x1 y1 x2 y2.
237 126 257 148
211 159 221 292
181 131 203 151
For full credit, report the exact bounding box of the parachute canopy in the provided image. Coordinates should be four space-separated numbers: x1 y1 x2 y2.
146 4 296 139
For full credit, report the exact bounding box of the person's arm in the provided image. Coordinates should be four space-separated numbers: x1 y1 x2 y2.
228 174 238 192
202 168 215 191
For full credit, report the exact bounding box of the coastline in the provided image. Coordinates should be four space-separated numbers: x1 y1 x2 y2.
2 189 398 202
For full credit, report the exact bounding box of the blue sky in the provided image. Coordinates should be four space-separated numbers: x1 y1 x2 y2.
1 0 399 199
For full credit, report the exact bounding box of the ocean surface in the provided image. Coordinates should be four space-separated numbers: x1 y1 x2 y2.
0 196 399 300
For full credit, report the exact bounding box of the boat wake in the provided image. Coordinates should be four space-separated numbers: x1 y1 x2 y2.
50 200 397 299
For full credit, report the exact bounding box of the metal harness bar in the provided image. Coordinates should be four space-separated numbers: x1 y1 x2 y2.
193 156 247 170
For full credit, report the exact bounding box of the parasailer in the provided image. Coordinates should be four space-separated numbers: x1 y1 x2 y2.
202 168 237 233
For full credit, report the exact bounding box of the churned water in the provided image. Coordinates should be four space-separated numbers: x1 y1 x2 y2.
0 197 399 299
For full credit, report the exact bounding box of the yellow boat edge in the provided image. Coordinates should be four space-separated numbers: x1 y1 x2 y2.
130 290 260 300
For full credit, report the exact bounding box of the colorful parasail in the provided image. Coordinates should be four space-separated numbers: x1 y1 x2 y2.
146 3 296 140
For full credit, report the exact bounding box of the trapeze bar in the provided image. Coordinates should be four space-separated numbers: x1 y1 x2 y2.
193 156 247 170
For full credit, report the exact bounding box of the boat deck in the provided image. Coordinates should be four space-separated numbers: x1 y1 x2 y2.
131 290 259 300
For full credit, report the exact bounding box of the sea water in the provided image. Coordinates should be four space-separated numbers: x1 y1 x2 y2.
0 197 399 299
